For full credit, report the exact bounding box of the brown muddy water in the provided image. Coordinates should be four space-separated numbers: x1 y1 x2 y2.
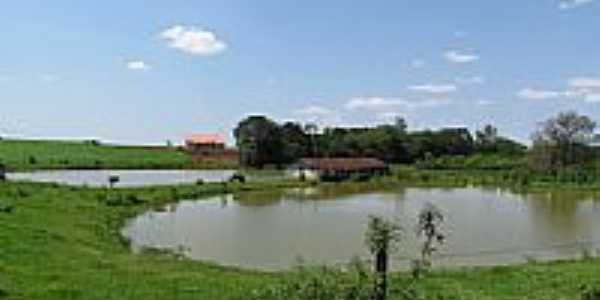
122 186 600 271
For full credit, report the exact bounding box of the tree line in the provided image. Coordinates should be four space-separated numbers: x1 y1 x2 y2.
234 115 527 168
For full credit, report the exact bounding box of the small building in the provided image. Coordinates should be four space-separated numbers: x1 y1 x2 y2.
184 134 226 156
290 157 389 182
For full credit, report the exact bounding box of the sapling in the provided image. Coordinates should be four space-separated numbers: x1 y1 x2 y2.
365 215 402 300
416 203 445 274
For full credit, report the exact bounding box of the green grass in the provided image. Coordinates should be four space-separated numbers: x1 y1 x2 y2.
390 165 600 192
0 181 303 300
389 260 600 299
1 180 600 299
0 139 237 171
415 153 528 171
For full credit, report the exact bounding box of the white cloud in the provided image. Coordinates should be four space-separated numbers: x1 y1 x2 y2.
293 105 343 126
444 50 480 64
476 99 493 106
568 77 600 89
160 25 227 56
345 97 450 112
519 75 600 104
127 60 150 71
294 105 333 116
559 0 595 10
517 88 565 100
407 83 458 94
566 76 600 103
585 93 600 103
0 117 28 135
456 76 485 85
346 97 406 111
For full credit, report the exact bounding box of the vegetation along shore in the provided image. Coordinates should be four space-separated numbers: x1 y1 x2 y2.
1 180 600 300
2 111 600 299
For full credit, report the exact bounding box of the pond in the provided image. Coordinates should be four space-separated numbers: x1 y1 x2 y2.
7 170 236 187
122 186 600 271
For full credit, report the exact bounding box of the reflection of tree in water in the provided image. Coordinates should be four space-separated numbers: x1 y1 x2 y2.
525 191 599 247
232 190 286 207
232 183 408 207
286 183 407 202
219 195 229 208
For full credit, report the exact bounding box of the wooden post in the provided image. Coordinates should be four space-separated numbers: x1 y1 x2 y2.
0 164 6 182
108 175 120 189
375 249 388 300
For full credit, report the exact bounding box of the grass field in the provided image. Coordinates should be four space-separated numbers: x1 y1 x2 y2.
0 180 599 299
0 139 237 171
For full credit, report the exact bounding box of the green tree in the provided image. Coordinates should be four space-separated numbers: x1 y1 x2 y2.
280 122 309 163
365 215 402 300
304 123 319 157
417 204 445 270
476 125 526 155
394 117 408 134
234 116 284 168
531 111 596 171
475 124 498 152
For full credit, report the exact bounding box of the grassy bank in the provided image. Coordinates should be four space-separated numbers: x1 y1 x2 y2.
0 139 237 171
1 180 600 299
390 165 600 192
0 181 304 299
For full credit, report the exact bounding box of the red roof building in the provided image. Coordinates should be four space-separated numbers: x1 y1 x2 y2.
184 134 226 155
185 134 226 145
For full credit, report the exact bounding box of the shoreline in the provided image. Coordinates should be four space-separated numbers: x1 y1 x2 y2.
1 179 600 299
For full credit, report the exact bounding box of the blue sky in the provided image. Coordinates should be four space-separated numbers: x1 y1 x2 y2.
1 0 600 145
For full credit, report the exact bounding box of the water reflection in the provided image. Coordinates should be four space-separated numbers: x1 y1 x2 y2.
525 192 600 257
122 187 600 271
7 169 236 187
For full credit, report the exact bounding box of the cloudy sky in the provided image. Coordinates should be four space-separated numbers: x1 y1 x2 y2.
1 0 600 145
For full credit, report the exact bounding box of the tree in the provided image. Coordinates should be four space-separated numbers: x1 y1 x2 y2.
417 204 445 269
304 123 319 157
531 111 596 170
365 216 402 300
280 122 309 163
535 111 596 146
475 124 498 152
394 117 408 134
475 125 526 155
234 116 284 168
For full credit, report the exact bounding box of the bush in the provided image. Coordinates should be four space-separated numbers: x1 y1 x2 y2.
581 283 600 300
248 264 375 300
104 194 146 206
415 154 526 171
0 203 14 214
86 139 101 146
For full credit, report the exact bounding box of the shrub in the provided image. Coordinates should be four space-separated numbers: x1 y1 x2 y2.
581 284 600 300
248 265 374 300
0 203 14 214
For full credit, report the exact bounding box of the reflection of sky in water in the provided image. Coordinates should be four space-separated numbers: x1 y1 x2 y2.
7 170 235 187
122 187 600 271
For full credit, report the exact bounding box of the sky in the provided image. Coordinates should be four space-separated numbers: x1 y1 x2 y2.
1 0 600 145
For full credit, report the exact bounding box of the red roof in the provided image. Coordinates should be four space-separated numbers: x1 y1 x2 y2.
185 134 226 145
297 158 387 172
